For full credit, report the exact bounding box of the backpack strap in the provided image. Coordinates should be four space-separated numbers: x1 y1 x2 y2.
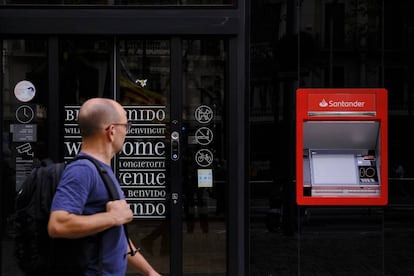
72 155 137 257
73 155 120 199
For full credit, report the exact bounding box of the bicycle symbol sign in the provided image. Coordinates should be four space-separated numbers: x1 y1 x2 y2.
194 105 213 124
195 149 213 167
195 127 213 145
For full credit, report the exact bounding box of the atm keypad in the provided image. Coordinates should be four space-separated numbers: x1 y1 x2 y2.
359 166 378 184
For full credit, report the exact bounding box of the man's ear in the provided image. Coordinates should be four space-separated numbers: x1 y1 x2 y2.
106 125 115 142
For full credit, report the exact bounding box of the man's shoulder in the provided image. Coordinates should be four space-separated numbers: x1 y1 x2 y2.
62 157 100 183
71 153 111 170
66 157 97 172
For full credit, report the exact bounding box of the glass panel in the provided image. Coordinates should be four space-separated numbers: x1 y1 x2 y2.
1 39 48 275
1 0 234 6
60 38 112 105
182 39 227 275
118 39 170 275
384 1 414 272
61 38 112 168
250 0 401 275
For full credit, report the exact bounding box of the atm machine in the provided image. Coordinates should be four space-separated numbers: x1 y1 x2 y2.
296 88 388 206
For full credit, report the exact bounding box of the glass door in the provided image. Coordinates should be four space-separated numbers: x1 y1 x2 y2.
1 37 228 276
117 38 228 275
180 39 227 275
1 39 50 276
117 38 172 274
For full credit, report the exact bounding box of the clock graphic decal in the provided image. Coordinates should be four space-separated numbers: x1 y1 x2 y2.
16 105 34 123
14 80 36 102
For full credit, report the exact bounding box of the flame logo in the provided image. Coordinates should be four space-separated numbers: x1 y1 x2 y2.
319 99 328 107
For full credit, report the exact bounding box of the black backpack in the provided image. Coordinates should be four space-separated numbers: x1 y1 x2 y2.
14 155 135 276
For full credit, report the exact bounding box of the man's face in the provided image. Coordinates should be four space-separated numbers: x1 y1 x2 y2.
114 113 129 153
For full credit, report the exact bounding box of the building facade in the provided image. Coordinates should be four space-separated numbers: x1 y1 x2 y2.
250 0 414 275
1 0 414 275
0 1 247 276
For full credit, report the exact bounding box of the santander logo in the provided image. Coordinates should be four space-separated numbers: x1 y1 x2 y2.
319 98 365 108
319 99 328 107
306 91 377 113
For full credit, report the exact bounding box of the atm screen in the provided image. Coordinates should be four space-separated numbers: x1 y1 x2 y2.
311 152 358 185
306 149 380 197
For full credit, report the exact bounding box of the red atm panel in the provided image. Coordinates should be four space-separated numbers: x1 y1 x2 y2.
296 88 388 206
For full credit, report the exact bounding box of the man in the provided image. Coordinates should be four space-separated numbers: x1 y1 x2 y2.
48 98 161 276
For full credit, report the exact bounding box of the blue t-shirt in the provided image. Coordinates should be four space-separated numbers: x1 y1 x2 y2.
51 154 128 276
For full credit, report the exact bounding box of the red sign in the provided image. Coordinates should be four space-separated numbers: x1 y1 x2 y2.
308 93 376 112
296 88 388 206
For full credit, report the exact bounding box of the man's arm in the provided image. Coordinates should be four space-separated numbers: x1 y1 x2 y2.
126 240 161 276
48 199 133 239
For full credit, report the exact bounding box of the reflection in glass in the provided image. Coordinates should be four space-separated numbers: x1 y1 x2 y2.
119 39 169 106
249 0 390 275
119 39 170 275
182 39 227 275
60 39 111 104
1 39 48 276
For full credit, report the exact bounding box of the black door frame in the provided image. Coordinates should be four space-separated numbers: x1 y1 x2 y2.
0 6 248 276
170 36 183 275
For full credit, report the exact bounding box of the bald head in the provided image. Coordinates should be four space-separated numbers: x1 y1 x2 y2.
78 98 125 138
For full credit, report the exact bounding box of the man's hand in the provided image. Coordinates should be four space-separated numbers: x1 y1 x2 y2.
106 199 133 226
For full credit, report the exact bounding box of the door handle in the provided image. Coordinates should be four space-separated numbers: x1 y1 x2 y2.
171 131 180 161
